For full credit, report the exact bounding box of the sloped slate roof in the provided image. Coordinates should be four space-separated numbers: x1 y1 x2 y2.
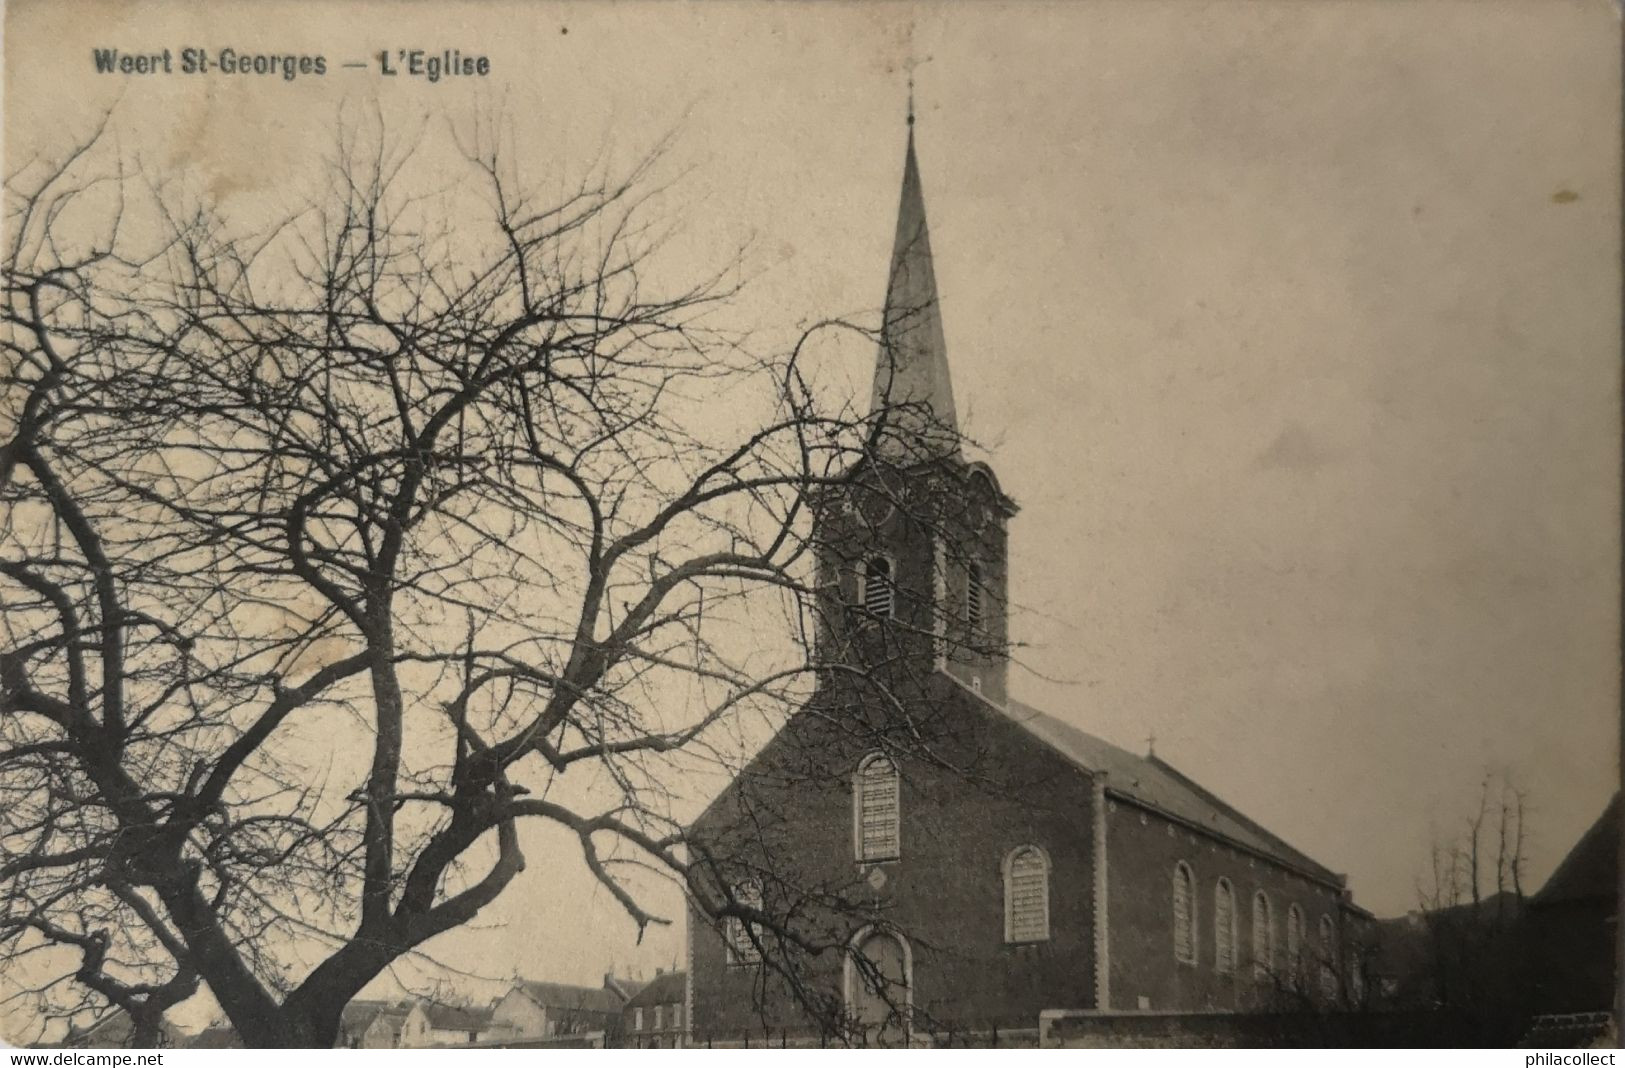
623 971 686 1010
1004 698 1341 885
516 980 625 1016
1535 792 1619 906
422 1003 493 1032
606 975 649 1001
340 999 410 1034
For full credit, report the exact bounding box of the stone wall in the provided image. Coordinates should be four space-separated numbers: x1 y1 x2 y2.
1041 1008 1459 1048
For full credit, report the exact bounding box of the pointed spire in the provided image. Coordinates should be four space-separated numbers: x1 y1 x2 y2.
871 112 959 460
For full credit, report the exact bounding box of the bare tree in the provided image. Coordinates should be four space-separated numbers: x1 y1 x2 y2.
1399 770 1531 1042
1 108 987 1047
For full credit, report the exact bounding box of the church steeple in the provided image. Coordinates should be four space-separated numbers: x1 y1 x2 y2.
872 121 959 459
810 106 1014 707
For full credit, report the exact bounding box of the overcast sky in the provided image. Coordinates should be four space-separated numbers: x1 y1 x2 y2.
6 0 1620 1026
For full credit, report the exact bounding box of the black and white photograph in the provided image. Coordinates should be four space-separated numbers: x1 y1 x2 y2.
0 0 1619 1052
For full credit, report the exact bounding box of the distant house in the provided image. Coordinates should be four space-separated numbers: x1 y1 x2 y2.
487 977 630 1043
1520 794 1618 1024
59 1009 179 1049
336 1000 429 1049
179 1024 242 1049
419 1002 496 1047
621 971 687 1048
173 1003 488 1049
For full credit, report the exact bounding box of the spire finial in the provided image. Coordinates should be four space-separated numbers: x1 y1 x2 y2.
902 48 929 129
1146 731 1157 758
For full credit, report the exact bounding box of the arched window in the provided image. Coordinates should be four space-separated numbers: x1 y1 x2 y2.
966 562 984 631
862 556 894 617
1318 914 1338 999
854 753 900 862
1286 904 1306 987
1003 846 1051 943
1172 862 1197 964
1214 878 1237 974
725 879 763 965
1252 891 1275 982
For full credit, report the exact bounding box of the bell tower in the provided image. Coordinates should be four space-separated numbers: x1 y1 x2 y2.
811 116 1018 707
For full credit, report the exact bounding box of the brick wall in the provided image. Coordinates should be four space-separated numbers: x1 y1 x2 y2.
688 674 1100 1044
1104 799 1353 1013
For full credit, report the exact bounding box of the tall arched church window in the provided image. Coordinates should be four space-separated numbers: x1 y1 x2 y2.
1286 904 1306 987
854 753 900 862
1003 846 1051 943
1214 878 1237 974
1252 891 1275 982
862 556 895 617
1318 914 1338 999
725 879 763 965
1172 861 1197 964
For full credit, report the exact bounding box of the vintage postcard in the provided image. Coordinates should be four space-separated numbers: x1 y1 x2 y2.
1 0 1619 1051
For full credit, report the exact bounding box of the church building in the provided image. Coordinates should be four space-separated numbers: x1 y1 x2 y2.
685 119 1371 1047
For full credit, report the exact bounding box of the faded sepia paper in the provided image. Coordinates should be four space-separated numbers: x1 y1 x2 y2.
2 0 1618 1047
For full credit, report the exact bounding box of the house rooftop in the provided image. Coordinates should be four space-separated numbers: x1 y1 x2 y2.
513 979 626 1016
340 999 412 1034
623 971 686 1010
422 1003 493 1033
1534 792 1619 906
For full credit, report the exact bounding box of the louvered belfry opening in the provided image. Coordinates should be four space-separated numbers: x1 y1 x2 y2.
965 562 984 632
862 556 895 618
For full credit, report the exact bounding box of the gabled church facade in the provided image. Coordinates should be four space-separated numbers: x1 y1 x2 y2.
685 122 1371 1047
